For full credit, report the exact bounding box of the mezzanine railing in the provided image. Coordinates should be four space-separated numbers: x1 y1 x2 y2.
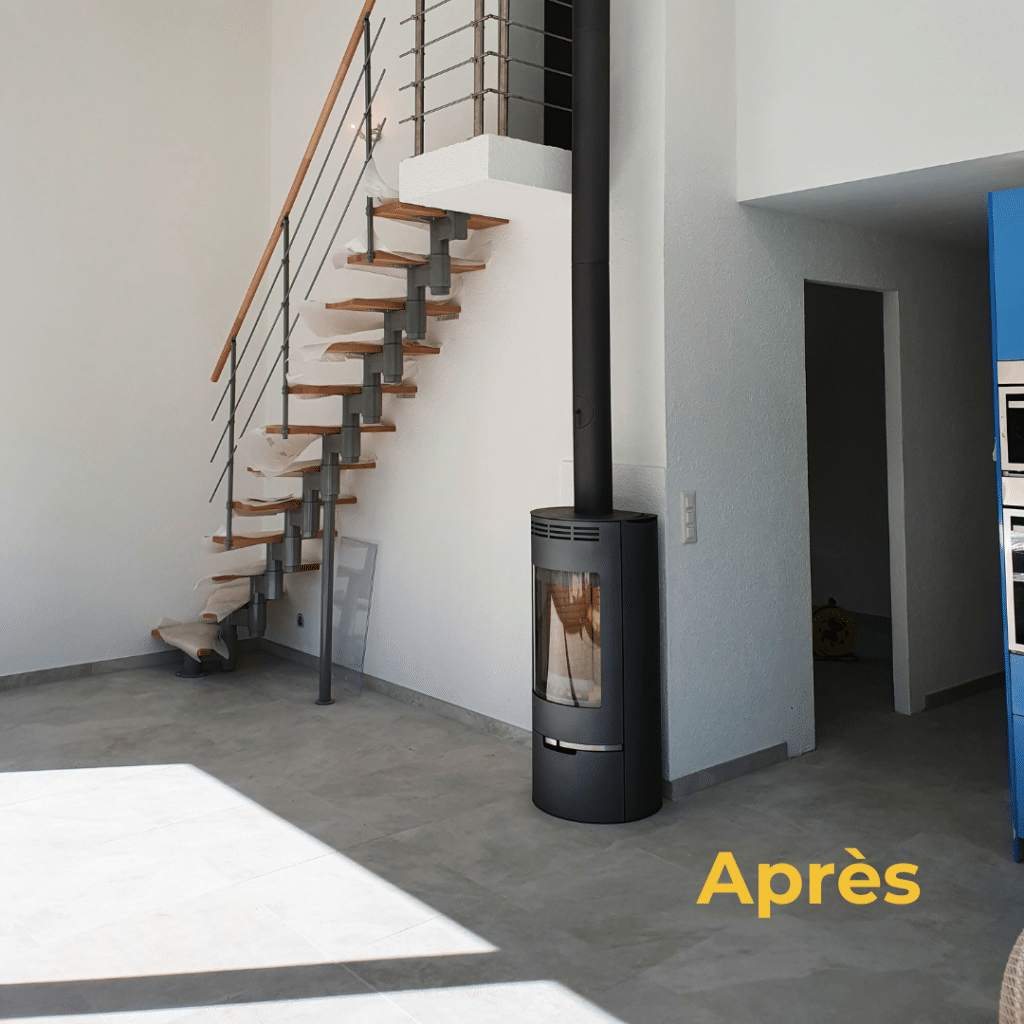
401 0 573 155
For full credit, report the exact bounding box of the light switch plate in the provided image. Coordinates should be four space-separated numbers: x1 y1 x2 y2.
682 491 696 544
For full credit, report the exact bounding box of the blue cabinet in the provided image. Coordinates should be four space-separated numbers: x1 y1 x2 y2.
1015 715 1024 863
991 190 1024 362
989 189 1024 861
1012 655 1024 716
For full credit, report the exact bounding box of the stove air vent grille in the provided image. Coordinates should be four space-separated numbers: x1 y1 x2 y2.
531 521 601 543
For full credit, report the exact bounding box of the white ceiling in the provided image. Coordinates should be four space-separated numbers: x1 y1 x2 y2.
740 150 1024 251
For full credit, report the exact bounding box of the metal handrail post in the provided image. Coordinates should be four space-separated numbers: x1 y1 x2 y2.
498 0 510 136
415 0 425 154
363 16 376 264
474 0 485 136
225 338 236 550
281 216 290 439
316 451 340 705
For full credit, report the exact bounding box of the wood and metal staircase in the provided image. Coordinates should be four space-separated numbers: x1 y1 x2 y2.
149 0 577 704
153 201 507 700
149 0 509 700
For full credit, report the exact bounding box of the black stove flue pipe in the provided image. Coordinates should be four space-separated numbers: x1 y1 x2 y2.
571 0 613 518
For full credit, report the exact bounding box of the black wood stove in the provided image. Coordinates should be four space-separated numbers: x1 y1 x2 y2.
530 0 663 823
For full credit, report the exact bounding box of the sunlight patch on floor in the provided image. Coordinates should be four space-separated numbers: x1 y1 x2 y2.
0 766 626 1023
0 764 494 983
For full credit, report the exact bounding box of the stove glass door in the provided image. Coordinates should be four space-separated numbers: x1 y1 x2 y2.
534 568 602 708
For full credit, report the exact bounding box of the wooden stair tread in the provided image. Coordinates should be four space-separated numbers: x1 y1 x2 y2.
233 497 300 515
151 627 215 658
232 495 358 516
266 422 397 435
211 562 320 583
324 341 440 356
248 459 376 477
290 382 357 396
212 528 341 551
289 382 417 396
212 529 292 551
200 580 253 622
150 625 218 658
347 252 485 273
374 202 508 231
325 297 460 316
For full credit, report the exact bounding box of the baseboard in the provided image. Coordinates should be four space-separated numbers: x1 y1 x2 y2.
924 671 1005 711
663 741 789 801
0 649 181 694
0 639 262 694
257 639 532 745
0 640 795 802
256 638 321 673
1 636 528 747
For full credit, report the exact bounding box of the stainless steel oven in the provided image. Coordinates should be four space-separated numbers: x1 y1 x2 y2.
1003 506 1024 655
998 361 1024 473
1003 477 1024 655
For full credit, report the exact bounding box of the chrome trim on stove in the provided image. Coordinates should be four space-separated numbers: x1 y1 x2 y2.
542 736 623 753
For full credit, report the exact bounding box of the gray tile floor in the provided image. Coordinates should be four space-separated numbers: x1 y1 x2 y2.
1 622 1021 1023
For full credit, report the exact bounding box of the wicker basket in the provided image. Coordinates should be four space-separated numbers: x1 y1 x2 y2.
1001 928 1024 1023
811 598 858 659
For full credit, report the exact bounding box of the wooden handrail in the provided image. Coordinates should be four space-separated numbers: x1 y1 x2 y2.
212 0 378 383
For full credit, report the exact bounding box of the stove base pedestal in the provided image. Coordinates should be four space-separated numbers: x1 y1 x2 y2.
532 733 627 824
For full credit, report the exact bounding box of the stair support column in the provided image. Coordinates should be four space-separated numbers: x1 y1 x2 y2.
360 354 383 425
264 546 283 600
317 451 340 705
339 400 363 463
301 471 322 538
282 508 302 571
176 653 208 678
428 212 469 296
248 582 267 637
405 265 429 340
382 310 405 384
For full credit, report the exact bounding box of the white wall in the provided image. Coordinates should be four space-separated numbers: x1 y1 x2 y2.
264 0 666 731
0 0 271 677
610 0 667 472
663 0 1000 774
736 0 1024 201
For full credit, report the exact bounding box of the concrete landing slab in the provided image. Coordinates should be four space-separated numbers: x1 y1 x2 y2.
399 134 571 221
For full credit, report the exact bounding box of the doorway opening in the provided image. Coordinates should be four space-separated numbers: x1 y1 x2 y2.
803 282 895 735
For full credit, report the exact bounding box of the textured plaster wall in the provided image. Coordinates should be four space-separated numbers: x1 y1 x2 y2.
662 0 999 774
0 0 271 676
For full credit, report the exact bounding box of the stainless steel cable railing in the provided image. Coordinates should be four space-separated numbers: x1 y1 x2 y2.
400 0 573 155
208 10 386 550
